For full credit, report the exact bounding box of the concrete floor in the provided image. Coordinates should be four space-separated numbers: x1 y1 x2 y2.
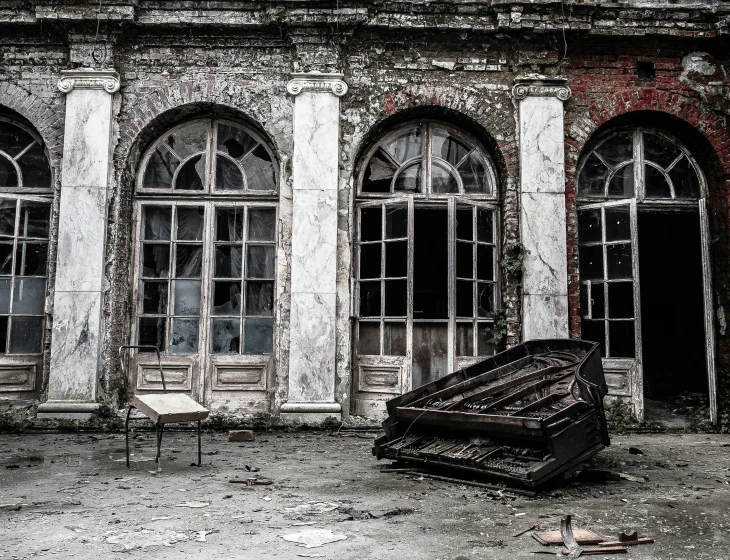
1 430 729 560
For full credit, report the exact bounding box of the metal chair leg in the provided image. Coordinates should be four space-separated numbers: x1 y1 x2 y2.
155 422 164 473
125 406 133 469
197 420 202 466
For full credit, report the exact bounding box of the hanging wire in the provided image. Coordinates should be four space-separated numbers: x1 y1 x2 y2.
557 0 569 74
91 0 107 66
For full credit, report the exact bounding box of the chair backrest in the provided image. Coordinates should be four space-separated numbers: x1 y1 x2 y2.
119 345 167 395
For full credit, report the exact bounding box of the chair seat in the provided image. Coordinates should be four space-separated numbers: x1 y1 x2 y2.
130 393 210 424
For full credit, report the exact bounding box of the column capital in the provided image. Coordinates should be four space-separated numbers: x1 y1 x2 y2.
512 74 571 102
57 69 120 94
286 71 348 97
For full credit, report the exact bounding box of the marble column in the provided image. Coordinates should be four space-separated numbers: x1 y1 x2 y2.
513 76 571 340
281 72 347 423
37 70 119 419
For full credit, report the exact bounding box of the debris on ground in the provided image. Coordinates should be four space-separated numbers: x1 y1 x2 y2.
229 478 273 485
374 340 610 488
175 501 210 508
229 430 255 442
284 502 340 516
195 529 219 542
281 528 347 548
628 447 644 455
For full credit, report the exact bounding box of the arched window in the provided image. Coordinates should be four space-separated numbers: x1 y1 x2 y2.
0 117 52 365
132 118 278 408
353 120 500 415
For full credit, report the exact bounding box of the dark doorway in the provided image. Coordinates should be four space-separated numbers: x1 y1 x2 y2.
638 211 707 409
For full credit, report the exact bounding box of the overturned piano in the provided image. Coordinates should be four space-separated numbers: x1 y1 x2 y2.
373 339 610 488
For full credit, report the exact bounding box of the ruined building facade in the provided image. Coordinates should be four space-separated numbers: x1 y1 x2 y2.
0 1 729 425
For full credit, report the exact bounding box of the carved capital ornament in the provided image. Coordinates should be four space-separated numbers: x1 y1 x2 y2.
512 75 571 102
287 71 348 97
57 69 120 94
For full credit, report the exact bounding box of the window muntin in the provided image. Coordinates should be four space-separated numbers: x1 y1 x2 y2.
359 123 497 197
138 119 277 194
0 198 50 354
136 202 276 356
0 118 52 192
577 128 702 201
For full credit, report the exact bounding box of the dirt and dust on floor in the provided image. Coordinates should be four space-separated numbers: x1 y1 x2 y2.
1 430 729 560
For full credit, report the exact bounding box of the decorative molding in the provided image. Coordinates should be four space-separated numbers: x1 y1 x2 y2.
513 75 571 101
286 71 348 97
57 69 120 94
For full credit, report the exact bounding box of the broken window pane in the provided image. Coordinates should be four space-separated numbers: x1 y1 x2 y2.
581 320 606 357
0 317 6 352
669 156 700 198
477 209 493 243
605 208 630 242
383 128 422 163
477 323 494 356
394 163 421 192
15 243 47 276
212 281 241 315
246 245 275 279
412 323 448 387
0 157 18 188
431 162 459 194
385 206 407 239
608 282 634 318
245 281 274 316
578 153 609 196
211 318 240 354
0 121 33 158
456 280 473 317
359 281 381 317
215 157 244 190
241 146 276 191
456 208 473 241
596 132 633 167
17 142 51 189
217 123 257 160
165 122 207 160
360 207 382 241
360 244 381 279
645 165 671 198
579 245 604 280
608 163 634 197
384 279 406 316
143 147 178 190
385 241 407 278
456 323 474 356
606 244 632 280
169 318 199 353
248 208 276 241
138 317 167 351
175 154 206 190
142 281 168 314
0 200 16 236
460 152 489 194
363 153 396 193
477 283 493 317
215 245 242 278
173 280 201 316
358 322 380 355
578 209 602 243
8 316 43 354
176 207 204 240
0 278 8 313
580 283 589 318
456 242 473 279
244 318 273 354
383 322 406 356
609 320 635 358
144 207 171 241
432 128 469 166
0 241 12 275
643 133 680 169
175 245 202 278
19 202 50 238
12 278 44 314
477 245 493 281
216 208 243 242
591 283 605 319
142 244 170 278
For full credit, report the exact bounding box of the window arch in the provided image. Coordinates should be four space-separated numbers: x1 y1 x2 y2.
0 117 52 191
358 122 497 197
138 119 277 194
577 128 703 201
131 117 279 407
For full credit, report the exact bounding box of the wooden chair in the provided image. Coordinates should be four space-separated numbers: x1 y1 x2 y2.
119 345 210 471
